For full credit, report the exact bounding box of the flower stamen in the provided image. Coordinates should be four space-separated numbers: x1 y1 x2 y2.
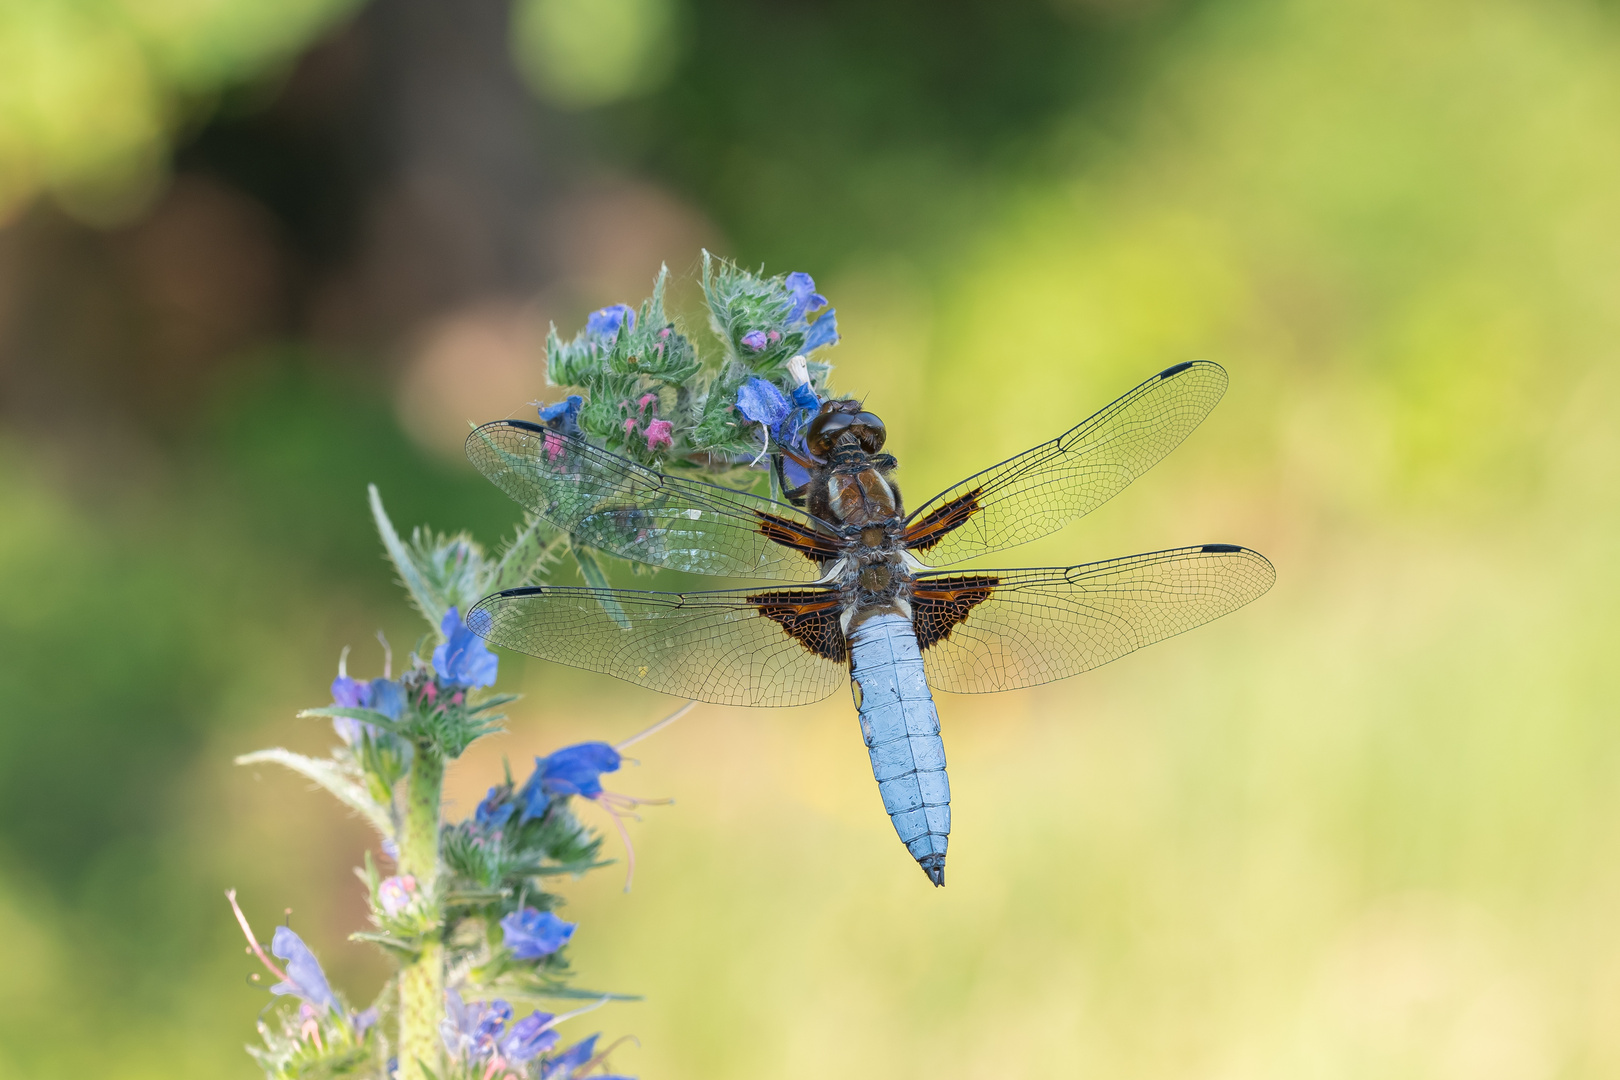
225 889 291 986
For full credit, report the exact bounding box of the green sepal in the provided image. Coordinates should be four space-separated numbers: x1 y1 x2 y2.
349 931 423 961
298 705 410 737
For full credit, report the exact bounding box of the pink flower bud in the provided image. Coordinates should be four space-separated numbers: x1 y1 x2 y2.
644 419 674 452
378 875 417 916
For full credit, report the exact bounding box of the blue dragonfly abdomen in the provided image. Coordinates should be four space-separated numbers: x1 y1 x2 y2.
847 610 950 886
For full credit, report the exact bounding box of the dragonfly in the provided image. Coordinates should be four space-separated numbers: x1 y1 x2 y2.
464 360 1274 886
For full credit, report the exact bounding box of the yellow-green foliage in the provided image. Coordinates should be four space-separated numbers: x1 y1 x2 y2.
4 0 1620 1076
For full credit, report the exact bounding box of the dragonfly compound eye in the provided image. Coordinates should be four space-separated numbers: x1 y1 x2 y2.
807 410 854 456
852 412 886 452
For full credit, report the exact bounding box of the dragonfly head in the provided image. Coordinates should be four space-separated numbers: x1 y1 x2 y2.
807 400 886 458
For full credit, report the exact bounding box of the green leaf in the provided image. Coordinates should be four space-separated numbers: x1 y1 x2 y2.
532 858 615 877
348 930 422 960
369 484 448 629
234 747 393 836
511 981 641 1002
466 693 520 716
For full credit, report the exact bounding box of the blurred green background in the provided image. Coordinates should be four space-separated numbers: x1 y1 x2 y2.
3 0 1620 1076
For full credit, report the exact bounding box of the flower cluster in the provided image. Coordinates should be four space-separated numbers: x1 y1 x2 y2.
536 255 839 488
232 254 839 1080
234 485 642 1080
443 992 629 1080
229 893 378 1079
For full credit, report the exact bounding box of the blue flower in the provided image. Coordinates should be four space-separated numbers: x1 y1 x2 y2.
269 926 338 1015
330 668 406 744
433 608 499 689
474 999 513 1054
501 1011 560 1064
441 990 513 1061
790 380 819 411
441 989 479 1057
779 272 837 354
520 743 622 819
783 272 827 324
741 329 768 351
541 1035 602 1079
369 678 406 720
736 377 792 430
539 395 584 437
500 906 576 959
803 309 839 352
475 786 516 828
586 304 635 338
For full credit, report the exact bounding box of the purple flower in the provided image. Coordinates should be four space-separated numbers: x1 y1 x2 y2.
330 669 406 744
501 1011 560 1064
441 989 479 1057
440 991 514 1061
500 907 576 960
433 608 499 689
741 329 768 351
331 675 369 709
784 272 827 324
539 395 584 437
541 1035 599 1079
377 875 417 917
475 786 516 828
586 304 635 338
269 926 338 1015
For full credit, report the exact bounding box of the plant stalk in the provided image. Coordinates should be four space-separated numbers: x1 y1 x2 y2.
396 741 445 1080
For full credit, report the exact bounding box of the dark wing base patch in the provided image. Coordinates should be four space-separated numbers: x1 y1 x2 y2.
911 575 999 650
903 488 983 555
755 512 841 565
747 590 848 662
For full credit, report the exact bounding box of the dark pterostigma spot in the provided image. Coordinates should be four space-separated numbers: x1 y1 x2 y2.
1200 543 1244 553
502 419 547 434
1157 361 1196 379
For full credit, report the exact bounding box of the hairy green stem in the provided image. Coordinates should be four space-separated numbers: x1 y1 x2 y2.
397 742 445 1080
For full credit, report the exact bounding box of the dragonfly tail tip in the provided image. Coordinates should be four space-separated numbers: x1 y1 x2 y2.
919 855 945 888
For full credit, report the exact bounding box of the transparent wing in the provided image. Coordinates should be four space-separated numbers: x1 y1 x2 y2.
467 584 849 708
467 420 839 580
912 543 1274 694
904 361 1229 566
